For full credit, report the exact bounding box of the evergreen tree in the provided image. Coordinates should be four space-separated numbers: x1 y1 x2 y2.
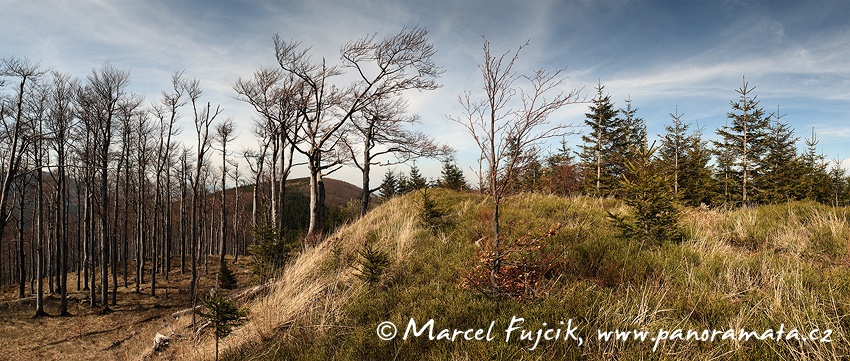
378 170 399 200
678 126 716 207
609 140 681 245
396 173 411 195
542 138 581 196
610 97 646 185
516 156 544 192
658 107 690 198
502 137 544 193
436 158 468 190
217 260 237 290
713 77 771 206
800 129 831 202
827 158 848 206
759 111 803 203
579 81 619 197
198 291 249 361
713 119 736 206
407 163 428 191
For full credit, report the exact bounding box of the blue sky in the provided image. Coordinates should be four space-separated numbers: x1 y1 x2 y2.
2 0 849 185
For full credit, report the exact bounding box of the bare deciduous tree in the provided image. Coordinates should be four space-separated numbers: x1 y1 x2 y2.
185 76 222 313
233 68 298 230
47 71 77 315
150 71 185 296
0 57 45 257
214 118 235 265
273 26 442 239
449 38 580 288
76 62 132 310
342 95 451 216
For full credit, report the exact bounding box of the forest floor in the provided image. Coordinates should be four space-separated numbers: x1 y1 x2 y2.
0 255 255 360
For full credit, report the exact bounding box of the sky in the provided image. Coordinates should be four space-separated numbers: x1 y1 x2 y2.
2 0 849 187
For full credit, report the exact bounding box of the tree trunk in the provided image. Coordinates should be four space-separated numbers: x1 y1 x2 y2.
100 140 110 310
35 139 46 317
277 133 286 230
360 139 372 217
742 119 748 205
180 168 187 275
270 141 280 229
86 187 96 308
136 170 146 293
82 186 90 291
251 171 259 229
596 117 602 195
18 190 26 299
307 152 324 240
122 167 129 288
232 178 240 263
489 198 501 286
166 167 173 280
76 178 82 292
111 154 121 305
220 142 227 266
58 151 69 315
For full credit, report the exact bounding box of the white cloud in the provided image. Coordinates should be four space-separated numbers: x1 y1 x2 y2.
3 0 850 186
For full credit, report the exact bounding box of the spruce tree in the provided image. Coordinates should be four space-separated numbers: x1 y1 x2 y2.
436 158 468 190
579 81 619 197
217 260 237 290
713 119 737 206
198 291 248 361
678 127 716 206
611 97 646 186
659 107 690 198
800 129 831 202
396 173 411 195
713 77 771 206
503 137 544 193
759 111 803 203
542 138 581 196
827 158 848 206
407 163 428 191
379 170 399 200
609 140 681 245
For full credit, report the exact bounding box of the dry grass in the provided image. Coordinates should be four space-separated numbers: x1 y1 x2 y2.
43 193 849 360
167 194 426 360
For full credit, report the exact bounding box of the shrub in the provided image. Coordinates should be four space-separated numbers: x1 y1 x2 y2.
218 260 238 290
198 291 249 361
609 143 682 246
250 224 297 281
462 223 564 300
418 188 444 230
355 237 391 285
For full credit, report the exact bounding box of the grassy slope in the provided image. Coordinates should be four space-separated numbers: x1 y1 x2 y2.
195 190 849 360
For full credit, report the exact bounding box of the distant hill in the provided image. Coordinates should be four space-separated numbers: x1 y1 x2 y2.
288 177 365 208
225 177 366 232
226 177 364 209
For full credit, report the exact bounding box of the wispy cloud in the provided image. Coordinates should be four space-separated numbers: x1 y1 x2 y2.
3 0 849 182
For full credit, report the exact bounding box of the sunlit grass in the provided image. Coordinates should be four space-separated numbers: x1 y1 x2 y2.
198 191 850 360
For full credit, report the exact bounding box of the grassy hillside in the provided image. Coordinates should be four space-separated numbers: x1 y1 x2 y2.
178 190 849 360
